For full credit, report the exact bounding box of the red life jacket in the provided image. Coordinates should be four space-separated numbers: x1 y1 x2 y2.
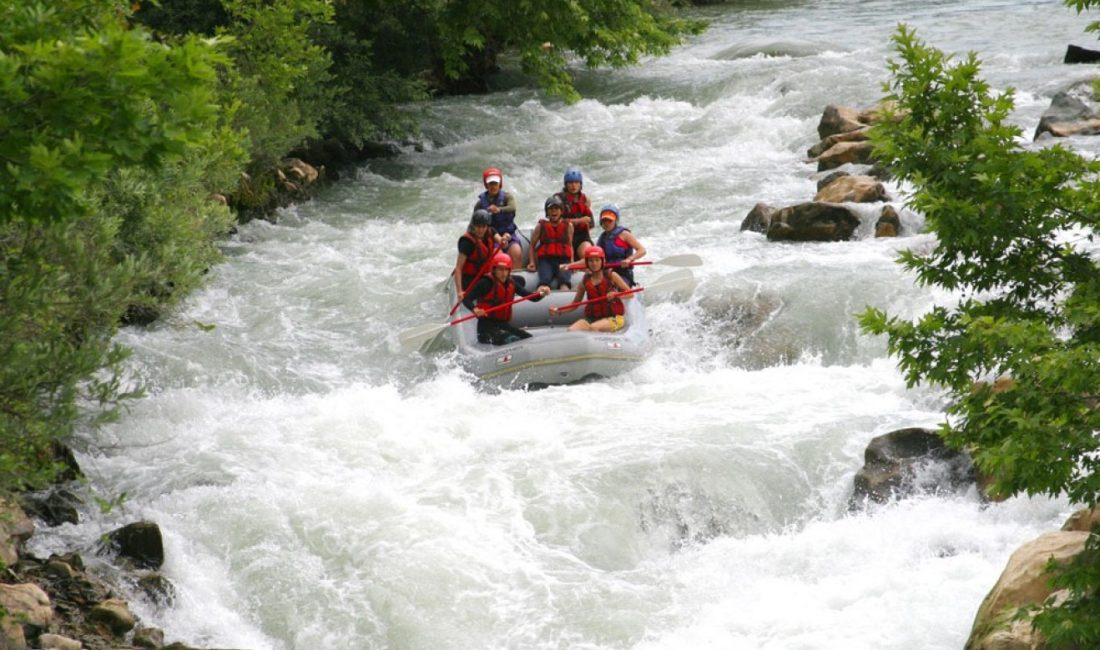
536 219 570 258
461 232 494 279
583 273 624 320
559 191 592 233
477 277 517 322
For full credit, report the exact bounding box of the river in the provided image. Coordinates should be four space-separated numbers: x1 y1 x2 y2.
30 1 1094 648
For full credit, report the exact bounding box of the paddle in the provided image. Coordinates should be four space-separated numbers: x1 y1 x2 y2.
562 253 702 271
399 291 543 351
550 268 697 314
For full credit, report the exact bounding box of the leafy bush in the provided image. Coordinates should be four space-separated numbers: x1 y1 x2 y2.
328 0 704 103
0 213 135 492
217 0 335 174
861 25 1100 646
0 0 232 494
311 17 426 147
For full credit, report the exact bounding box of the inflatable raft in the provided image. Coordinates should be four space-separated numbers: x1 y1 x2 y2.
444 269 651 387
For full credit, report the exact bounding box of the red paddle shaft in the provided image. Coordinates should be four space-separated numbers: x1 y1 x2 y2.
552 286 642 313
450 290 542 325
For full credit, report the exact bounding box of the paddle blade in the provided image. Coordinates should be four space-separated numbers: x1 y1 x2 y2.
643 268 697 295
653 253 703 267
437 270 456 292
398 322 449 351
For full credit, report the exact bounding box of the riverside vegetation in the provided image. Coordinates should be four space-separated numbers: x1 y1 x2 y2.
861 24 1100 647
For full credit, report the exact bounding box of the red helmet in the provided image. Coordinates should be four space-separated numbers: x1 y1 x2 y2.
482 167 503 188
491 252 513 270
584 247 606 262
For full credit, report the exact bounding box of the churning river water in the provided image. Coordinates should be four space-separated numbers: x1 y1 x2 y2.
29 1 1099 648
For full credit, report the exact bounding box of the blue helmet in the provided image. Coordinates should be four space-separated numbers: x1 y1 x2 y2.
598 204 620 223
563 168 583 185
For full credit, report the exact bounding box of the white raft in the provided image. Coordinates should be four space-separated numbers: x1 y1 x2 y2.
445 269 650 387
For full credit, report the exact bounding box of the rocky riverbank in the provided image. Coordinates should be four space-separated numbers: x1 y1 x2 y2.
848 426 1096 650
1 449 248 650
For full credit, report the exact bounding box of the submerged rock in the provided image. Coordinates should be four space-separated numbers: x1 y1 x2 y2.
1034 79 1100 139
137 572 177 608
739 202 778 234
102 521 164 570
18 487 83 527
849 427 977 508
1064 44 1100 64
875 205 901 238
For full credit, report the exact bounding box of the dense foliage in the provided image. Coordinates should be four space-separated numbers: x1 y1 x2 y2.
138 0 702 138
0 0 241 495
419 0 704 101
861 26 1100 646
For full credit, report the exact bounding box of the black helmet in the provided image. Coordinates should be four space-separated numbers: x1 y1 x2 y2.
471 209 491 226
544 195 565 213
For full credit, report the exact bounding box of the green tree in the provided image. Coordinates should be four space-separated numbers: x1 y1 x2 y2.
133 0 427 149
341 0 704 102
0 0 234 494
134 0 703 151
0 1 226 228
217 0 334 175
860 25 1099 646
311 8 426 147
1068 0 1100 33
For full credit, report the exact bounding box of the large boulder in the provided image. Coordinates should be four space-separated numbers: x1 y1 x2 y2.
816 170 849 192
812 101 899 156
965 530 1088 650
1034 79 1100 139
813 174 889 203
765 202 861 242
850 427 977 507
